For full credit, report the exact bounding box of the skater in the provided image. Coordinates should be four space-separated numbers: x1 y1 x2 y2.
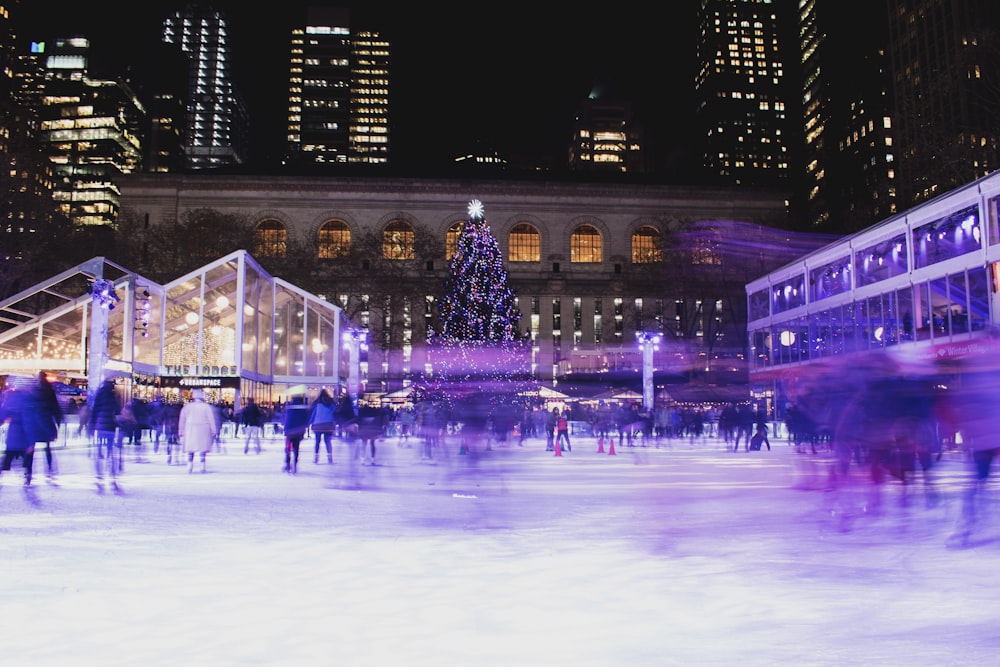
282 395 310 474
241 397 263 455
356 402 388 464
32 372 64 482
308 389 336 463
178 388 217 474
0 385 36 486
88 379 122 492
748 424 770 451
555 409 571 452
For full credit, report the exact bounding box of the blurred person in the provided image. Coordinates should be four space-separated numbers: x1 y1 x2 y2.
148 394 165 453
179 388 218 474
748 424 770 451
161 400 182 465
0 386 36 486
940 365 1000 545
356 401 388 465
545 407 557 451
308 389 336 464
32 372 64 482
242 397 263 455
282 395 310 474
555 409 571 452
88 379 122 493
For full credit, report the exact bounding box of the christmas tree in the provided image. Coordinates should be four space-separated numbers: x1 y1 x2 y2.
424 199 529 395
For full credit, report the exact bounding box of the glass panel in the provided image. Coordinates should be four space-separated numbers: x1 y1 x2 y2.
854 234 907 287
949 273 970 334
809 256 851 302
914 282 931 341
911 205 981 269
969 267 989 331
929 277 949 338
867 295 883 349
897 286 914 342
749 288 769 321
771 274 806 314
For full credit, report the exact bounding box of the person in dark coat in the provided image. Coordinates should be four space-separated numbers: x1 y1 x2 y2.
241 397 263 455
0 386 36 486
161 400 183 465
87 379 121 492
282 395 311 474
32 372 64 482
308 389 337 464
356 402 388 464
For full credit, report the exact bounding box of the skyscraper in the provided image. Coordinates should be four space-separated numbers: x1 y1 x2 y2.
349 29 390 165
162 3 248 170
285 7 390 168
695 0 796 187
798 0 895 232
886 0 1000 207
568 86 648 175
34 37 144 226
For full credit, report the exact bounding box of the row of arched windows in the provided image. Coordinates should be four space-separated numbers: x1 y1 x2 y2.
252 218 665 264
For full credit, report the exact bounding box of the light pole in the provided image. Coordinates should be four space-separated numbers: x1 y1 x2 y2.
342 329 366 403
636 331 660 412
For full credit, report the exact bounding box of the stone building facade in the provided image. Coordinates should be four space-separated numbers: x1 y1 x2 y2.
118 173 791 393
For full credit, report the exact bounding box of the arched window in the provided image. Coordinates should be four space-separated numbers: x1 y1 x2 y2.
318 219 351 259
509 223 540 262
631 225 663 263
382 220 414 260
570 224 602 263
446 222 464 260
254 219 287 258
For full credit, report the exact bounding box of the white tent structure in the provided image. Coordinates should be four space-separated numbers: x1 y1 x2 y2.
0 250 353 407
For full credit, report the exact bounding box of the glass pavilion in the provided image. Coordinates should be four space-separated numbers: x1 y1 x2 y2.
0 250 354 410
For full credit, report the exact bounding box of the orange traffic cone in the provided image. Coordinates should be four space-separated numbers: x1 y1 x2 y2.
608 438 616 456
597 436 605 454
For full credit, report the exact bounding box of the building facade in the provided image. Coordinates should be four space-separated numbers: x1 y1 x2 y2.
285 7 390 167
34 37 144 226
747 169 1000 421
695 0 797 187
118 173 795 395
162 4 249 170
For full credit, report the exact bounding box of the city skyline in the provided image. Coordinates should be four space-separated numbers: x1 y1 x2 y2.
18 1 699 174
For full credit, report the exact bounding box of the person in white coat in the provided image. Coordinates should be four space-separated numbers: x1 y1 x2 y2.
179 388 219 473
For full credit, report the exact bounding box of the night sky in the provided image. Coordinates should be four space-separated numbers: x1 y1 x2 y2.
19 2 699 173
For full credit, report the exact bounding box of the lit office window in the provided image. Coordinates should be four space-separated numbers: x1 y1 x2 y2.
317 219 351 258
509 223 540 262
254 219 287 258
631 226 663 263
446 222 463 260
571 224 602 263
382 220 414 260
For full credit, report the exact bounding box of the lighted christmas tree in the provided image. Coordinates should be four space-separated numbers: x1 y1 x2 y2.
424 199 529 395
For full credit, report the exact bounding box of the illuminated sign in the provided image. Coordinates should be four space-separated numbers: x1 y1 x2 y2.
162 365 238 376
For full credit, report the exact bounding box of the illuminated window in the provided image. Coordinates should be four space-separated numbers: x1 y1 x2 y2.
570 225 602 263
382 220 414 260
509 223 540 262
631 226 663 263
317 219 350 258
254 219 287 258
446 222 463 260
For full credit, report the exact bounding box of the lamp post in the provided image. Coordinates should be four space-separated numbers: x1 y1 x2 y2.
636 331 660 412
342 329 366 402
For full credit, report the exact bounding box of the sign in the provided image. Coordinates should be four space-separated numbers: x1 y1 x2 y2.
160 375 241 389
162 364 239 377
